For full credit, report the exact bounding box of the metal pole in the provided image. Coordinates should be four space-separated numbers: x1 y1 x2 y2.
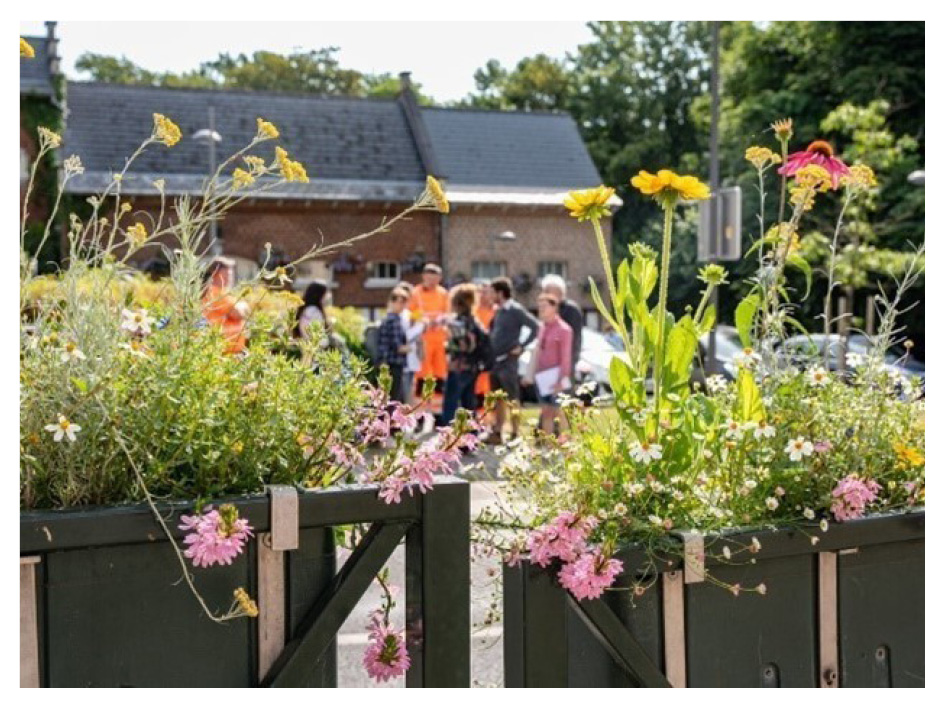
707 21 721 374
208 106 220 254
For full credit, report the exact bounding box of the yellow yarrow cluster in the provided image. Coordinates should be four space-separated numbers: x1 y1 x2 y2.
563 185 615 222
152 113 182 147
425 175 450 214
631 169 710 204
243 155 267 175
126 222 148 247
745 146 781 170
256 118 279 140
790 164 832 211
232 168 255 189
275 146 309 183
37 126 62 149
233 587 259 618
20 38 35 58
841 164 878 191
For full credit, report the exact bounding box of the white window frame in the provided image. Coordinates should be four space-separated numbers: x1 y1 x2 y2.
364 261 401 289
471 261 507 282
537 260 568 279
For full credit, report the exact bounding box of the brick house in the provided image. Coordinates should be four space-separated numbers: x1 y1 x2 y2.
60 74 617 321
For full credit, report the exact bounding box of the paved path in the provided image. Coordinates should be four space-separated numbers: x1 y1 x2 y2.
336 456 508 687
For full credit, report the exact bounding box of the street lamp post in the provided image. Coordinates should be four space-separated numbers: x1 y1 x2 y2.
192 106 223 256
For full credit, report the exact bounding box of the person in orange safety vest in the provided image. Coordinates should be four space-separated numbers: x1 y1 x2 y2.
407 263 450 393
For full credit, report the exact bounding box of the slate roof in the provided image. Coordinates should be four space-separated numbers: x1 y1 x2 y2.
61 81 608 205
420 106 602 189
20 36 56 97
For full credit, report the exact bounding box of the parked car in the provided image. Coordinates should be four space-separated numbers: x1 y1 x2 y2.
697 324 744 383
518 327 620 403
776 333 924 382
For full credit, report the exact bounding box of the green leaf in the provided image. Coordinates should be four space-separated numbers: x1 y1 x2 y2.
628 253 658 304
734 293 761 348
663 315 699 393
787 255 813 298
609 354 634 401
736 368 764 422
71 377 88 394
616 259 631 314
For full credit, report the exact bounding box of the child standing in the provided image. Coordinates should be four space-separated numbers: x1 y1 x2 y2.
377 288 411 402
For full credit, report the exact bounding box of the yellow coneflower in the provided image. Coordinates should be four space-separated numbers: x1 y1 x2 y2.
631 169 710 203
20 38 35 58
563 185 615 222
771 118 793 142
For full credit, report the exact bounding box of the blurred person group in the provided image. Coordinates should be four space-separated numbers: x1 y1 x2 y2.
201 255 585 444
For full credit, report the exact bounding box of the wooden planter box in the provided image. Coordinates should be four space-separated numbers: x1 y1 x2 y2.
20 477 470 688
504 510 924 688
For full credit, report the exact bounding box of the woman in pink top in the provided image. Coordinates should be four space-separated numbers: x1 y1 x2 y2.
524 293 573 435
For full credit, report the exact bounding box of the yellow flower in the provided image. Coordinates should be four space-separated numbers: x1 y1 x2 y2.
126 222 148 246
274 146 309 183
152 113 182 147
771 118 793 142
631 169 710 203
20 38 35 58
794 164 832 192
244 155 267 174
232 168 255 189
231 441 244 454
37 126 62 149
841 164 878 191
233 587 259 618
745 146 782 170
425 175 450 214
893 442 924 468
256 118 279 140
563 185 615 221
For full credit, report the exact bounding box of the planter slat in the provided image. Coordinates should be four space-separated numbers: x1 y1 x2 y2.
505 511 924 688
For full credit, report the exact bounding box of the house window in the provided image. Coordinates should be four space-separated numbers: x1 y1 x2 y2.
471 261 506 282
538 261 568 279
364 261 401 288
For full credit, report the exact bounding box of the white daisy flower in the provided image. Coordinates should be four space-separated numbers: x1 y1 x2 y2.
807 366 830 387
819 519 830 533
845 352 866 369
44 414 82 443
647 515 664 528
625 482 646 496
613 503 628 516
722 546 732 560
754 422 776 440
803 507 816 520
723 419 743 440
121 308 155 336
629 441 663 464
705 374 729 393
60 342 86 363
749 537 762 553
785 437 814 461
734 347 762 369
765 497 779 511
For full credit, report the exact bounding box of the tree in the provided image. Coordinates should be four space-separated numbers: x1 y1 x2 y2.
74 48 434 102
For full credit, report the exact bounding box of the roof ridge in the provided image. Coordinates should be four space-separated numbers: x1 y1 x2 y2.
67 80 402 105
421 104 570 119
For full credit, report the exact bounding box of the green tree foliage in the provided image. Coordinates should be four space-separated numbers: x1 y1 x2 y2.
75 48 434 102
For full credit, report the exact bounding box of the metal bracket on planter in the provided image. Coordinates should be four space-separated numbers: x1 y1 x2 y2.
20 556 41 688
258 485 300 682
818 551 839 688
661 569 687 688
679 532 705 584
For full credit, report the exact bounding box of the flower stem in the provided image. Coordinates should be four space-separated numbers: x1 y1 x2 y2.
652 204 675 432
592 217 631 352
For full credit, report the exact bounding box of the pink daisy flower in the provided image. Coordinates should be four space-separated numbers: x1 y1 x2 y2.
778 140 850 189
830 476 881 521
558 547 624 601
179 504 253 568
526 512 598 567
363 616 411 682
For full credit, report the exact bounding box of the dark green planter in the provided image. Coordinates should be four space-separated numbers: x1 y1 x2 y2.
20 477 470 688
504 510 924 688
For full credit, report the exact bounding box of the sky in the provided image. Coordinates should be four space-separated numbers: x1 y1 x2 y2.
18 21 594 103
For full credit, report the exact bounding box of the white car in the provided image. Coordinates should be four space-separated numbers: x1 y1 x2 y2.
518 327 621 401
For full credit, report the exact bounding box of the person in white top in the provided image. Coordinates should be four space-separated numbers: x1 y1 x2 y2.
295 280 331 349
